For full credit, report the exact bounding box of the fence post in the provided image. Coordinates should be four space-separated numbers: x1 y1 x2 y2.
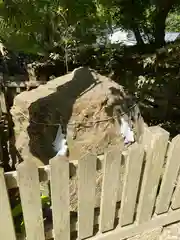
99 147 122 233
0 101 3 167
78 153 97 239
17 160 45 240
0 168 16 240
50 156 70 240
156 135 180 214
120 143 144 226
137 126 169 224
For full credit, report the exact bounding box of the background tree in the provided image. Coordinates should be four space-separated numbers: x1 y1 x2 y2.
166 7 180 32
98 0 180 47
0 0 100 55
0 0 180 55
152 0 179 47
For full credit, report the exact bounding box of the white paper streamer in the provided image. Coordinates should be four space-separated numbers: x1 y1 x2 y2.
120 117 134 144
52 125 68 156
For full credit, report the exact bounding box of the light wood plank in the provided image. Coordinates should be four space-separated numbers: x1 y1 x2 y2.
99 147 122 233
78 153 97 239
156 135 180 214
18 207 180 240
16 87 21 94
117 152 127 202
17 161 45 240
137 126 169 224
0 122 3 165
5 160 78 190
120 143 144 226
0 168 16 240
172 175 180 209
39 202 180 240
50 156 70 240
0 100 2 118
0 88 7 113
89 209 180 240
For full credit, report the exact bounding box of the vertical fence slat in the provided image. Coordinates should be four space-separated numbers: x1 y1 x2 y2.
17 161 45 240
0 87 7 113
156 135 180 214
137 126 169 224
16 87 21 94
120 143 144 226
78 153 96 239
0 101 3 164
99 147 122 233
172 177 180 209
0 168 16 240
50 156 70 240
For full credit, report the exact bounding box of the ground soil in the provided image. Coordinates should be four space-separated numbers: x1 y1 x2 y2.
128 222 180 240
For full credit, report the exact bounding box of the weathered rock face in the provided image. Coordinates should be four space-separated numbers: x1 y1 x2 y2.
11 67 144 166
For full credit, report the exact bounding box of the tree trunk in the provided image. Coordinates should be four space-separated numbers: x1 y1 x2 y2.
153 0 176 48
154 11 168 47
133 27 144 46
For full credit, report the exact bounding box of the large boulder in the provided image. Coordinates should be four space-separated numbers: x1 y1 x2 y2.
11 67 144 166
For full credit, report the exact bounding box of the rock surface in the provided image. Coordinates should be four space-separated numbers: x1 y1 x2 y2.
11 67 144 166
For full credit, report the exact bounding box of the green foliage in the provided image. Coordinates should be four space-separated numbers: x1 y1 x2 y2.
97 0 152 41
0 0 180 54
110 43 180 136
0 0 101 54
166 10 180 32
12 195 51 234
98 0 180 46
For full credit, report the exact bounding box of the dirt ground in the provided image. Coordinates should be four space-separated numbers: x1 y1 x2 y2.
128 222 180 240
128 228 162 240
159 222 180 240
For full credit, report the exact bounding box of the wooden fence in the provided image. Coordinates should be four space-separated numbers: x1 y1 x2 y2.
1 126 180 240
0 79 46 169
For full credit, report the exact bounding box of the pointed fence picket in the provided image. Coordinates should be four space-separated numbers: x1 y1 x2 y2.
136 126 169 224
99 147 122 233
78 153 97 239
50 156 70 240
0 168 16 240
120 143 144 226
2 126 180 240
17 161 45 240
156 135 180 213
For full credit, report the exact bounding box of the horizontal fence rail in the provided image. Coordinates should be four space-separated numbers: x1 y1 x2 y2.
1 126 180 240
